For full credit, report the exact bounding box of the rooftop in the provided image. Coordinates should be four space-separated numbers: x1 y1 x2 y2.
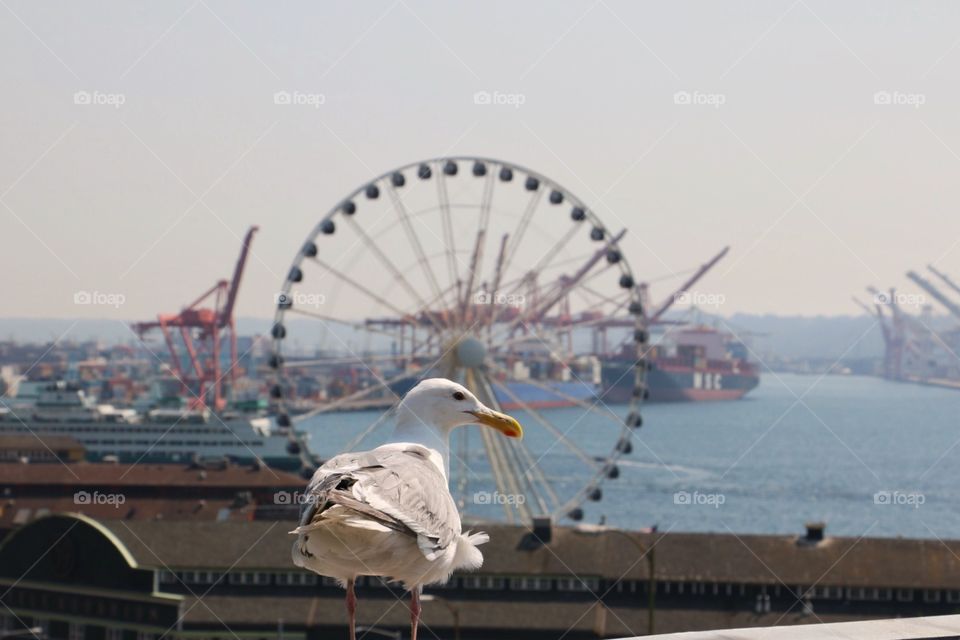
91 518 960 590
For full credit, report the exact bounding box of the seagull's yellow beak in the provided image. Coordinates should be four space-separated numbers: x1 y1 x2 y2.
467 407 523 439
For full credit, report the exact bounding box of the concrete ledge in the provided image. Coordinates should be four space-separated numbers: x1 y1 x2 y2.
619 614 960 640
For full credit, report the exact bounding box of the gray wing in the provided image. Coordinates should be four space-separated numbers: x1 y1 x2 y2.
299 444 461 558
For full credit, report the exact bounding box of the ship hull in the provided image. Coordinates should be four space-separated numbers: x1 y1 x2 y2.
391 375 597 410
493 381 596 410
602 361 759 404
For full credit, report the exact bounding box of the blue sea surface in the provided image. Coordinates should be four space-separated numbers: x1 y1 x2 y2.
301 374 960 539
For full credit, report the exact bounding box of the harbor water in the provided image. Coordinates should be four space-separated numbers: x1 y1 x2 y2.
302 373 960 539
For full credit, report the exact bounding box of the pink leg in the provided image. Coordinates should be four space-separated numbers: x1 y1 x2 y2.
346 578 357 640
410 588 421 640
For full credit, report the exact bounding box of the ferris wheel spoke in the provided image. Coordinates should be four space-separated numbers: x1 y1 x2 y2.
459 229 486 327
573 283 629 310
488 362 624 424
387 184 446 309
473 376 568 513
368 278 460 341
493 242 618 342
500 188 544 285
507 439 559 513
488 301 626 354
575 262 617 290
436 167 461 297
477 423 517 522
307 256 412 318
467 367 532 522
459 171 497 324
501 438 551 516
503 223 582 298
342 216 435 316
473 369 554 515
497 247 593 296
490 378 602 472
285 354 409 368
285 307 405 342
481 233 512 337
292 364 429 421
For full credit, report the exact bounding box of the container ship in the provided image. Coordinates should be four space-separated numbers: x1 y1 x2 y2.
378 327 758 409
601 326 759 403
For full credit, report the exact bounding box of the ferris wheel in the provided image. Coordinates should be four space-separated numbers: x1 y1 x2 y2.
270 156 649 524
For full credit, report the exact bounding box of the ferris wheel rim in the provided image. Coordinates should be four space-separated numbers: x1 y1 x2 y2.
270 155 649 524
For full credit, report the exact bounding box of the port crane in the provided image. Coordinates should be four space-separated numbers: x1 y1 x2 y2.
133 226 259 411
861 266 960 384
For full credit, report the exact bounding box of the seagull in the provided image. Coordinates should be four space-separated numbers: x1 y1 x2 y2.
291 378 523 640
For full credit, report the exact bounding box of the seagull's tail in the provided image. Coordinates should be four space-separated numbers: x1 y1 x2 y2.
453 530 489 571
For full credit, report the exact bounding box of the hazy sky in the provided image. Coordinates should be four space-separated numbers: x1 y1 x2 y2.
4 1 960 321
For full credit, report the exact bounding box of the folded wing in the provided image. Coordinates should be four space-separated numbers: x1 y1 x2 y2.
297 444 461 560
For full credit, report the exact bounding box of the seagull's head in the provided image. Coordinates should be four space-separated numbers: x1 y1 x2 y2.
397 378 523 439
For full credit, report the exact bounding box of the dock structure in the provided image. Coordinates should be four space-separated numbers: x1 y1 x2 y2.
4 516 960 638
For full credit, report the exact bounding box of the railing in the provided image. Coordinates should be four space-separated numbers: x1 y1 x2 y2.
618 614 960 639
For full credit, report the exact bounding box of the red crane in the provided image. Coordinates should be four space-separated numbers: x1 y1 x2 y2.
133 226 259 411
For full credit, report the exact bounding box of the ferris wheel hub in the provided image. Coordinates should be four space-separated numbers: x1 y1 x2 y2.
455 336 487 368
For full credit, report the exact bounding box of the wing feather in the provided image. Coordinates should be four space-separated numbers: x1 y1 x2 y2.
297 444 460 558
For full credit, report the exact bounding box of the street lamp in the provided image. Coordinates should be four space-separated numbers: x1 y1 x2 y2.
420 594 461 640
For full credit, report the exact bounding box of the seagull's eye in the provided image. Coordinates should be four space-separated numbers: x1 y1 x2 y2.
452 391 466 401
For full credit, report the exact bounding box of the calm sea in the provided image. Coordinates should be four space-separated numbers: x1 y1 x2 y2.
301 373 960 539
